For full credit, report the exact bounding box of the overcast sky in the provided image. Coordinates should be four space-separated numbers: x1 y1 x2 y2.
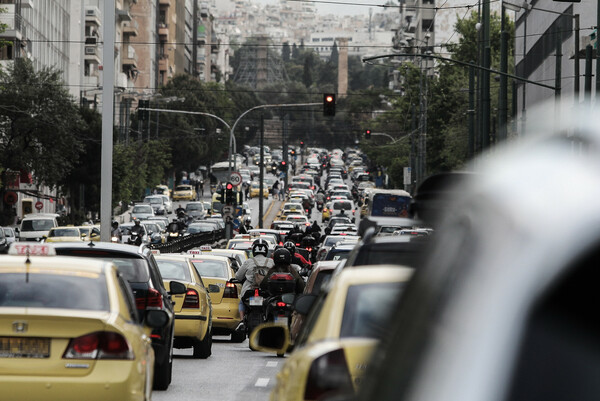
253 0 386 17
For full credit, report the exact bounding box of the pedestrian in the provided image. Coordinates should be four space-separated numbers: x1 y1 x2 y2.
272 180 280 200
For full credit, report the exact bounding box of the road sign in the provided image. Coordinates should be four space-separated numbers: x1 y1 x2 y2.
35 201 43 210
222 205 234 216
229 172 242 187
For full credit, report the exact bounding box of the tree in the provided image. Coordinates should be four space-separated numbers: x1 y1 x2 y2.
0 59 84 188
302 54 314 88
282 42 291 62
292 43 300 60
330 42 339 65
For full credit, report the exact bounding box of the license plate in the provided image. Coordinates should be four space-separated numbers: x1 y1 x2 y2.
249 296 263 306
274 316 288 326
0 337 50 358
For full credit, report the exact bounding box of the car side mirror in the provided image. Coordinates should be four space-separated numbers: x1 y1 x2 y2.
169 281 187 295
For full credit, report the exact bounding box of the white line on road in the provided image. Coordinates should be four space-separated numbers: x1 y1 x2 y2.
255 378 270 387
266 361 278 368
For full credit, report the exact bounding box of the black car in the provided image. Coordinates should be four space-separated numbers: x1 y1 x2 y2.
52 242 183 391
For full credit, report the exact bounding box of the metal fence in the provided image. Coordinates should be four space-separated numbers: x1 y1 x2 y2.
150 228 224 253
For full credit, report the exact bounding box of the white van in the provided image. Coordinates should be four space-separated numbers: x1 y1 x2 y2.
19 213 60 242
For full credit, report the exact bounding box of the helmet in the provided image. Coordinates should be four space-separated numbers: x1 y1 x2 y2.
245 217 252 224
273 248 291 266
251 238 269 257
112 221 118 228
283 241 296 255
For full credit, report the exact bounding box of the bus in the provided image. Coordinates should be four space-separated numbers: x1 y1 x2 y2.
364 189 412 218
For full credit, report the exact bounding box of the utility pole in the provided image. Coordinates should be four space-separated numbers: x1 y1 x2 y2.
192 0 198 78
100 0 115 242
258 114 265 229
481 0 491 148
498 5 508 142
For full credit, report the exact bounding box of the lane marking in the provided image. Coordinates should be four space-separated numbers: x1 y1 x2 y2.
255 378 270 387
266 361 278 368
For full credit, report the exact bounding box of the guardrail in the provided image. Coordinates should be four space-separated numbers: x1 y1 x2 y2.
149 228 225 253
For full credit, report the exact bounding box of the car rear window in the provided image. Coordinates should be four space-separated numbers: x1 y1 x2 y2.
156 260 192 281
340 282 404 339
333 202 352 210
325 249 352 261
311 270 333 295
0 272 109 311
53 249 150 283
191 260 228 279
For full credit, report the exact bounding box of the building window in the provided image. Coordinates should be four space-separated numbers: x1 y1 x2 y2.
0 44 13 60
312 38 320 42
422 19 434 33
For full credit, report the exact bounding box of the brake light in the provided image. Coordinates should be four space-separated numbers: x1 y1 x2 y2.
304 349 352 400
63 331 134 360
137 288 163 309
307 247 312 252
254 288 260 297
276 301 287 307
270 273 294 281
183 289 200 308
223 281 238 298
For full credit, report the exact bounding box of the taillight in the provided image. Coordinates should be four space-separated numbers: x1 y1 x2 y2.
183 288 200 308
276 301 286 307
307 247 312 252
223 281 238 298
137 288 163 309
63 331 134 360
304 349 353 400
270 273 294 281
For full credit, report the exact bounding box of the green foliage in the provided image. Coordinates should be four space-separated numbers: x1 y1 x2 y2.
282 42 291 62
0 59 84 187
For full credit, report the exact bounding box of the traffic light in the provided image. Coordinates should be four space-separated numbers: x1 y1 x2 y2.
300 141 305 148
225 182 235 205
280 161 287 171
323 93 335 116
365 129 371 139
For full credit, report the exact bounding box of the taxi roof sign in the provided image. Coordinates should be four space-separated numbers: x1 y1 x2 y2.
199 245 212 251
187 249 202 255
9 243 56 256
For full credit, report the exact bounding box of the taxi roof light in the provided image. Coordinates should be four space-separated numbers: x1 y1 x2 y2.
9 243 56 256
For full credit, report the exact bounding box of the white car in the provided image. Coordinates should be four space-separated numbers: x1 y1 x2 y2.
285 214 310 227
2 227 17 245
131 203 155 220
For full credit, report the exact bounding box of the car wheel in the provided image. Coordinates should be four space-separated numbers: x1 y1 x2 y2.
193 329 212 359
231 328 246 343
152 353 172 391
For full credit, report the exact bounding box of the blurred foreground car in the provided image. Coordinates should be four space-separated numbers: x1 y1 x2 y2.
250 265 413 401
155 254 215 358
353 100 600 401
0 244 170 400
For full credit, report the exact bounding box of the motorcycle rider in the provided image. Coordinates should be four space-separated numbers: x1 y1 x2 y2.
111 221 122 243
260 248 305 294
235 238 274 327
316 189 325 211
129 219 144 245
238 217 253 234
283 241 311 270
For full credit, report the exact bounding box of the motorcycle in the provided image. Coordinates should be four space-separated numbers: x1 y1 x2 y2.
127 230 143 246
241 273 298 352
167 221 184 242
316 200 324 212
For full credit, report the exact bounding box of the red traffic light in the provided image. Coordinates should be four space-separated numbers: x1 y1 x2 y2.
226 182 233 190
325 95 334 103
281 161 286 165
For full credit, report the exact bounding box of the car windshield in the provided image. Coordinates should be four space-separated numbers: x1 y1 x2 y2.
187 204 203 211
133 205 152 213
176 186 190 191
340 282 404 339
0 272 109 311
191 260 228 279
3 228 13 236
21 219 55 232
156 259 192 282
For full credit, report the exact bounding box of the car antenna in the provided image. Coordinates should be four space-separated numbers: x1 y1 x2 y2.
87 240 96 247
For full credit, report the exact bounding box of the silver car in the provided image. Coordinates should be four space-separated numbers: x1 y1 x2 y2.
131 203 155 220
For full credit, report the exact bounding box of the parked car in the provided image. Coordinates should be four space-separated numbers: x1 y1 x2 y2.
52 242 182 390
2 227 17 246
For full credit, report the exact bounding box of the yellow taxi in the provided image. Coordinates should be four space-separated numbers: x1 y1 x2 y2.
249 181 269 199
322 201 333 221
197 246 248 272
77 225 101 241
185 252 245 342
154 184 171 198
250 265 413 401
0 243 169 401
154 254 214 358
172 184 196 201
44 226 85 242
277 203 305 220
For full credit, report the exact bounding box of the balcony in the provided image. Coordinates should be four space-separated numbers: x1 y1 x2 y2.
116 8 132 22
84 45 101 63
122 20 138 37
21 0 33 8
85 6 101 26
0 4 22 41
158 56 168 72
122 45 138 68
83 74 100 88
159 0 170 5
158 23 169 38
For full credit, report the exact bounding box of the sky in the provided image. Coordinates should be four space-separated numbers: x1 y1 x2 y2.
253 0 386 17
